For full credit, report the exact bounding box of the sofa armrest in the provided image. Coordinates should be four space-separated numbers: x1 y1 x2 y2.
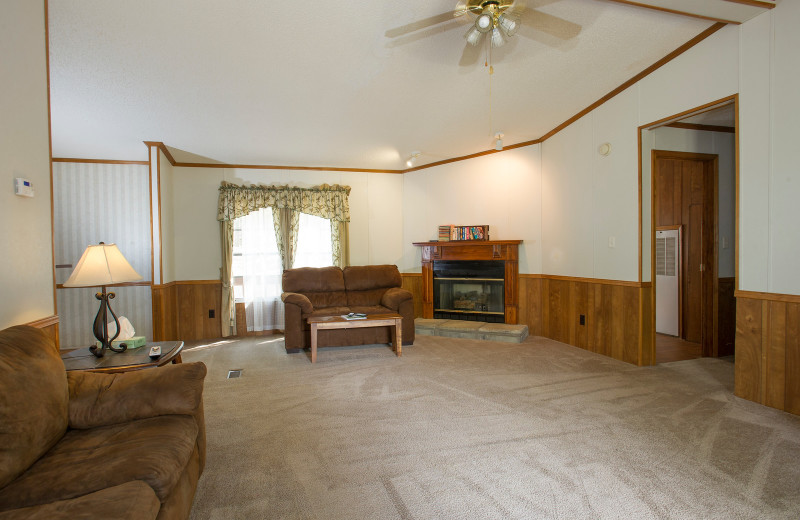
281 292 313 314
67 361 207 429
380 287 413 311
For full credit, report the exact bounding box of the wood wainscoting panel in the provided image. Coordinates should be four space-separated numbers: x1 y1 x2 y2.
786 303 800 415
534 276 646 366
26 315 60 351
734 296 763 403
734 294 800 415
153 281 221 342
401 273 424 318
518 275 542 336
766 300 787 410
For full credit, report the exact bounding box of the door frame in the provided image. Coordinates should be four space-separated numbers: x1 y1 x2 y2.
638 94 737 365
652 151 719 357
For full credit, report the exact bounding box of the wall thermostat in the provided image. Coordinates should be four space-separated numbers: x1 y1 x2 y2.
14 178 34 198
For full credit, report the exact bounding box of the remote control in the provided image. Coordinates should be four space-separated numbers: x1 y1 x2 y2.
148 346 161 358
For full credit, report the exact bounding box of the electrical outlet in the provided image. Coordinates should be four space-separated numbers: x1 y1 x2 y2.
580 314 585 326
208 309 215 319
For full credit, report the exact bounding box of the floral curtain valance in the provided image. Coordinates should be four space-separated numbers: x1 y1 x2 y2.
217 182 351 223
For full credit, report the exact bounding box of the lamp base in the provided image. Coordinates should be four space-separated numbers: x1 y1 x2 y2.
90 288 127 358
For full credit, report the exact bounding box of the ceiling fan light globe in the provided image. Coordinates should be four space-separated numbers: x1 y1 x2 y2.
498 14 518 36
476 12 493 33
491 26 506 47
464 26 483 46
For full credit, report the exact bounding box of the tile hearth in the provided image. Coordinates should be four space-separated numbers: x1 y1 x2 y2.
414 318 528 343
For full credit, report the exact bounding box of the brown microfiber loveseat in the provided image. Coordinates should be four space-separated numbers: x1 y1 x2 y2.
281 264 414 353
0 325 206 520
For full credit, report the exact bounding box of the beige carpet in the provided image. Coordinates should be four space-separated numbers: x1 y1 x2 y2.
183 334 800 520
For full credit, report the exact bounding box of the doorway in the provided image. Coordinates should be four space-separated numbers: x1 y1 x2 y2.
653 151 717 360
640 96 738 365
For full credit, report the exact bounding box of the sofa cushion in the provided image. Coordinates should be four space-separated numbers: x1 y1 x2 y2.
0 415 198 511
0 481 160 520
343 265 402 306
282 266 347 308
0 326 68 489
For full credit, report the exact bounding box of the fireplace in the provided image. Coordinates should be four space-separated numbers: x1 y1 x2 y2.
414 240 521 324
433 261 505 322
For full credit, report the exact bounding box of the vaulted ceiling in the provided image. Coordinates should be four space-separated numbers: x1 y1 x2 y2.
47 0 774 170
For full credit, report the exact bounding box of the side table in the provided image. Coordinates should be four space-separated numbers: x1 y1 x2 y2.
60 341 184 373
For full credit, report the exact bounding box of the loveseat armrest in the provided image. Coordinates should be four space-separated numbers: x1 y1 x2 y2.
67 361 207 430
380 287 413 311
281 292 314 314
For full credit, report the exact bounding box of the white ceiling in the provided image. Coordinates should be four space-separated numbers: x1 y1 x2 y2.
46 0 773 170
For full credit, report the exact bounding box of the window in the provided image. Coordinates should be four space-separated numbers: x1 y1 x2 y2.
293 213 333 268
231 208 283 331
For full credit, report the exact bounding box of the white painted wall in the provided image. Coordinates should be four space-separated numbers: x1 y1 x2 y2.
170 167 405 280
400 146 543 274
737 2 800 295
0 1 55 328
651 126 736 278
766 1 800 295
541 87 641 281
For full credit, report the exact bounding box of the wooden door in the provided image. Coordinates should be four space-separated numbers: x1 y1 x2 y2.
654 151 717 356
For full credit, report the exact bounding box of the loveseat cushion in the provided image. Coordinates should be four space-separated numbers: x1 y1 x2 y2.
0 415 197 511
282 266 347 308
301 306 352 321
0 326 68 489
343 265 403 307
0 481 160 520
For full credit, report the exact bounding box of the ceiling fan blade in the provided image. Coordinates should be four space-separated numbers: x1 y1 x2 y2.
459 41 483 66
385 11 462 39
518 8 581 40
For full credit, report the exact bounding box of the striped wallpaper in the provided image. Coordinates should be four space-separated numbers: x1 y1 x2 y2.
53 162 153 348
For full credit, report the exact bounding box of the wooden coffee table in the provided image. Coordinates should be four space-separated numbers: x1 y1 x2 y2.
306 314 402 363
60 341 184 373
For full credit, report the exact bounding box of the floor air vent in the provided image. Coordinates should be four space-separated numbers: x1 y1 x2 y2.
227 369 242 379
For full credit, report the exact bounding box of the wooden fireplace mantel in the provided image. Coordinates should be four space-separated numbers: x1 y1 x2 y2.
413 240 521 324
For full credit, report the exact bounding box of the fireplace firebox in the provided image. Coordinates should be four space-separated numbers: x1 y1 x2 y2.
433 261 505 322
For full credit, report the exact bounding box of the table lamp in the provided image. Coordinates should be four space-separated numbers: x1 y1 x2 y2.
63 242 143 357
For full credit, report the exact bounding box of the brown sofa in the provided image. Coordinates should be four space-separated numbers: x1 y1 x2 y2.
281 264 415 352
0 325 206 520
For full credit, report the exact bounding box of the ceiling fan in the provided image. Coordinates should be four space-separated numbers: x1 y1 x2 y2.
461 0 522 48
385 0 582 63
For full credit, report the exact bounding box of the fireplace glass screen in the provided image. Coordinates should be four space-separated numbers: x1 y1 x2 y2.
433 261 504 322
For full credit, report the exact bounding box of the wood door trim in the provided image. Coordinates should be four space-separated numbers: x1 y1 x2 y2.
665 122 736 134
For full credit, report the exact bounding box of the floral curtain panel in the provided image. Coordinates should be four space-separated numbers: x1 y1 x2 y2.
217 182 351 337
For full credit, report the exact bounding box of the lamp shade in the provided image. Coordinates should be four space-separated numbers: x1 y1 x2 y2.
63 243 142 287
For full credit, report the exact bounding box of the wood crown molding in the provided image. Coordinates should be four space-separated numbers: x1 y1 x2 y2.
600 0 740 24
63 22 727 175
735 290 800 303
135 23 727 175
721 0 775 9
